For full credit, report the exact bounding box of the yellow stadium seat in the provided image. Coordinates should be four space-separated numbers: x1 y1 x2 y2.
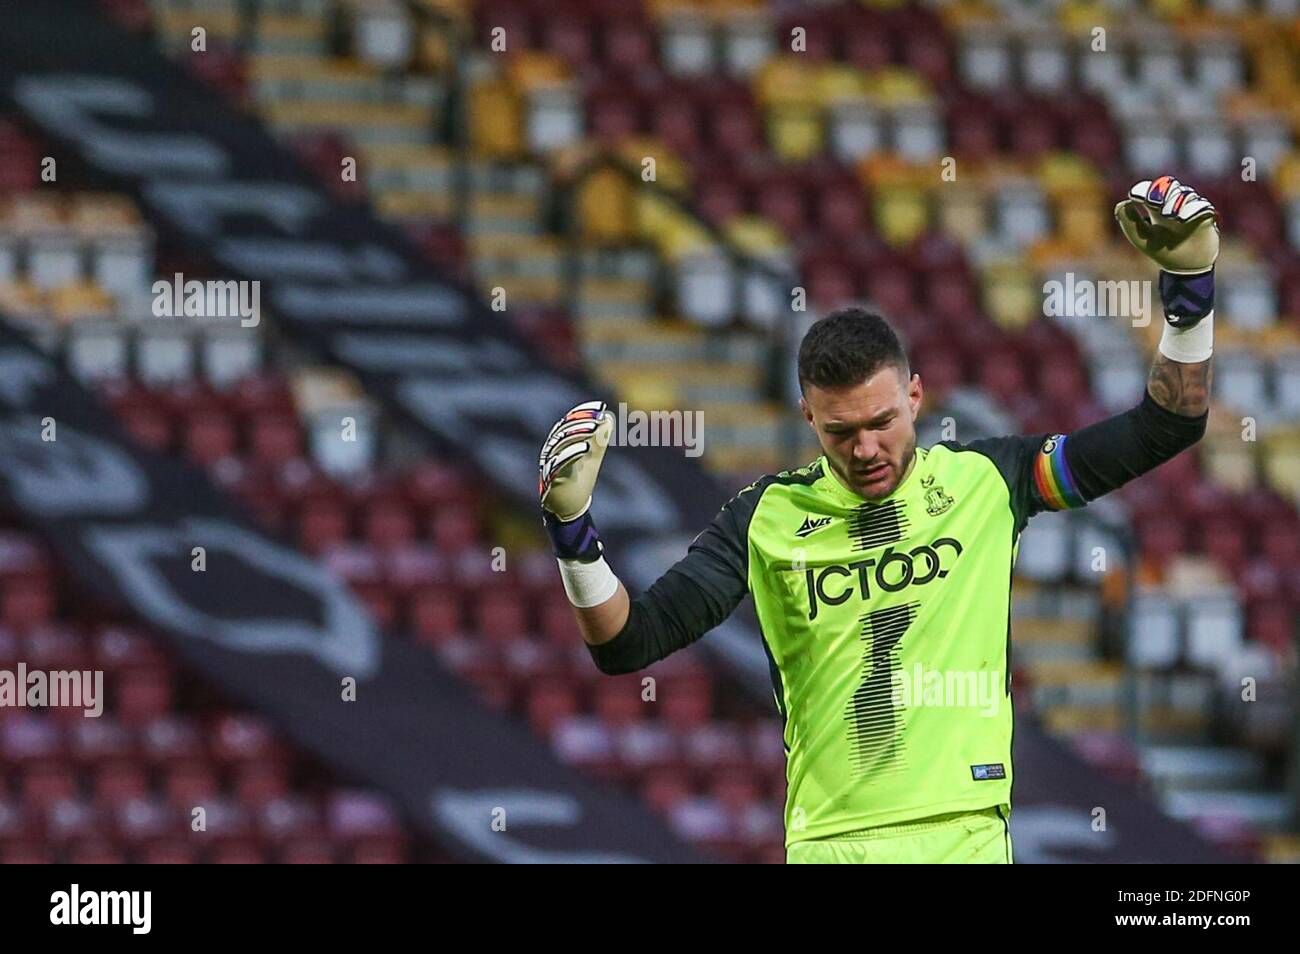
873 186 929 247
935 187 988 245
1036 152 1102 198
724 216 788 257
5 193 66 230
1261 429 1300 501
374 191 455 221
981 261 1039 331
863 67 932 106
754 57 820 108
1057 0 1112 34
1148 0 1194 17
613 138 691 193
50 283 115 323
1056 196 1108 249
1275 152 1300 198
576 166 635 244
636 194 713 259
468 79 523 158
856 153 933 190
0 281 47 320
415 27 454 73
817 64 871 106
766 108 824 163
505 51 570 91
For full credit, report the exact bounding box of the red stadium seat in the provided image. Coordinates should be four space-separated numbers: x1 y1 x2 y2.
116 670 174 727
281 839 337 864
363 499 416 549
640 768 694 815
233 763 290 809
777 10 836 62
603 16 655 70
212 843 266 864
897 10 950 85
525 679 579 736
68 841 126 864
538 593 580 646
141 842 197 863
840 10 893 71
248 413 303 467
710 769 762 815
163 761 220 809
119 406 173 451
430 509 482 554
660 675 714 730
651 95 703 157
298 498 352 555
352 837 407 863
542 2 598 66
410 589 463 646
592 675 648 727
588 81 643 143
474 591 528 644
209 715 283 766
1 573 55 630
185 409 239 466
93 761 148 808
20 762 77 809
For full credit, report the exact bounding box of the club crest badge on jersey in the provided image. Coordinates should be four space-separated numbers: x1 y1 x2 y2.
921 474 954 516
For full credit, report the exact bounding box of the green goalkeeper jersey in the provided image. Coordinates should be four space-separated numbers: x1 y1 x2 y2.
660 433 1081 844
748 439 1054 843
589 395 1205 847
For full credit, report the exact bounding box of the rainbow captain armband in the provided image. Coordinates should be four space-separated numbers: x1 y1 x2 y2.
1032 434 1087 511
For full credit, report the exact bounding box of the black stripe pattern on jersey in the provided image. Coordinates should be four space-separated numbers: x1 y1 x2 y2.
847 499 909 552
845 601 918 780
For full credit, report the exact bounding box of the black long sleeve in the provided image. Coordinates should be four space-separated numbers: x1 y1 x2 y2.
961 388 1207 535
587 476 774 675
1063 389 1207 500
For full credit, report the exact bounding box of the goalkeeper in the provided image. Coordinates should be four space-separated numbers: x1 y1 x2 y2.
537 176 1218 863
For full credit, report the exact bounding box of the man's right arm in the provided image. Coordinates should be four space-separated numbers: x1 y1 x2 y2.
536 401 760 674
580 488 760 674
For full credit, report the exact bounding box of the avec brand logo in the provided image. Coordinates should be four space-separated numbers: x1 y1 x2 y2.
805 538 963 619
794 515 833 538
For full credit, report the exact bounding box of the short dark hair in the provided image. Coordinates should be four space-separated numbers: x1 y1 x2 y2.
797 307 910 394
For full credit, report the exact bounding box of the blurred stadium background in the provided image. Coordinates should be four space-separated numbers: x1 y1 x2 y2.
0 0 1297 864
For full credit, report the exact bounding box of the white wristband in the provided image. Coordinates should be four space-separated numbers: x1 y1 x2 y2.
1158 311 1213 364
557 556 620 608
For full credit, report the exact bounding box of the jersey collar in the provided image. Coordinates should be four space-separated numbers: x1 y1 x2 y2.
817 449 924 507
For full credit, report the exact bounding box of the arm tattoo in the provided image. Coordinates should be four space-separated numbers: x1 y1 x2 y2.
1147 353 1212 416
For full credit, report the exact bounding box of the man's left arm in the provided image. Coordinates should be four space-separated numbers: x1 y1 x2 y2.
1061 176 1220 499
972 177 1220 524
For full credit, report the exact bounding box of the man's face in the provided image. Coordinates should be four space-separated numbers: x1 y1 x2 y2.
800 365 923 501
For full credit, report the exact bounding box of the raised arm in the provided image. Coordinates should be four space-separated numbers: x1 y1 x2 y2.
964 178 1220 525
1116 175 1219 419
537 401 754 673
537 401 629 646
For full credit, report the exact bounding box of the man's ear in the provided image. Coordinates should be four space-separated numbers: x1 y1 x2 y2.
799 396 814 428
909 372 923 419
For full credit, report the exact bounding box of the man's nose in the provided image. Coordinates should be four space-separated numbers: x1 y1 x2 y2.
853 434 879 460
